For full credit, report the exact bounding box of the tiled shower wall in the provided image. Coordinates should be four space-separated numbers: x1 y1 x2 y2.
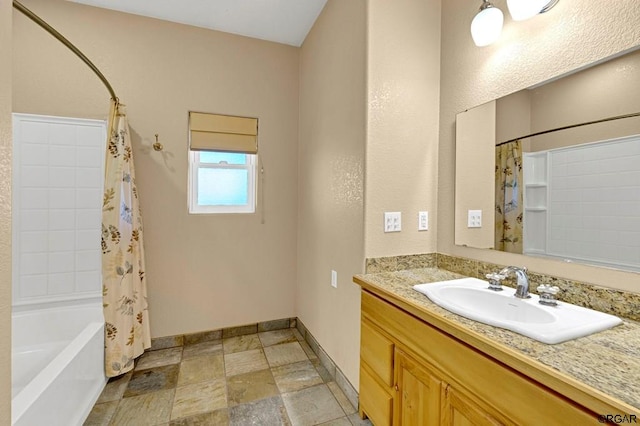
546 136 640 271
12 114 105 308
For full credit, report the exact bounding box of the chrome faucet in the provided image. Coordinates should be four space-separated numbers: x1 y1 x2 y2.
499 266 531 299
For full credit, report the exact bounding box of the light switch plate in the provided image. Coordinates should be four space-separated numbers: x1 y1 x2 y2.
418 211 429 231
468 210 482 228
384 212 402 232
331 270 337 288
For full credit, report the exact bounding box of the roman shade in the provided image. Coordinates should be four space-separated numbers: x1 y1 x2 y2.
189 111 258 154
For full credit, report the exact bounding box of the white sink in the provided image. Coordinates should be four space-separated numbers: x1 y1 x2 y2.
413 277 622 344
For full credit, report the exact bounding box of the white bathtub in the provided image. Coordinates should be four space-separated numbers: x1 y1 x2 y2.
12 302 107 426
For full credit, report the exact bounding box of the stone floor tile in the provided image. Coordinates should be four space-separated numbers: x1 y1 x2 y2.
327 382 356 415
227 368 279 406
292 328 305 342
264 342 308 367
229 395 291 426
225 348 269 377
135 347 183 371
177 354 224 386
282 384 345 426
311 359 334 383
223 334 262 354
109 389 175 426
223 324 258 339
271 360 323 393
258 318 291 332
83 400 118 426
169 408 229 425
319 417 352 426
182 340 223 359
124 364 180 397
259 329 298 347
96 371 132 403
171 379 227 421
299 339 318 360
347 413 373 426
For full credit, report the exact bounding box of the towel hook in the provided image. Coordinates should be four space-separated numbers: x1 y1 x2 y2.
153 134 164 151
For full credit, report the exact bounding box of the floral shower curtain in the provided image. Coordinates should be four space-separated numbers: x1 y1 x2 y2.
102 99 151 377
495 140 523 253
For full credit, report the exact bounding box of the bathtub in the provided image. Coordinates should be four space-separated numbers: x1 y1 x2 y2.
12 302 107 426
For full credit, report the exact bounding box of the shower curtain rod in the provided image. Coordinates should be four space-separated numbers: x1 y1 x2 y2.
12 0 118 102
496 111 640 147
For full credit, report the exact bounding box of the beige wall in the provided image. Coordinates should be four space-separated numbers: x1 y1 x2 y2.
0 0 12 422
529 49 640 151
496 90 531 146
365 0 441 258
13 0 299 337
455 101 495 249
298 0 366 388
439 0 640 292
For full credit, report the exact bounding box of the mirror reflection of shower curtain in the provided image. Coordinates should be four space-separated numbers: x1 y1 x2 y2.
495 140 523 253
101 99 151 377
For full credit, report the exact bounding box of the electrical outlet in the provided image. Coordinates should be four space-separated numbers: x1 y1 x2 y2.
384 212 402 232
331 270 338 288
418 211 429 231
468 210 482 228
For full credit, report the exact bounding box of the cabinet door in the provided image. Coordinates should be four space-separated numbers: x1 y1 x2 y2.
395 349 442 426
442 383 515 426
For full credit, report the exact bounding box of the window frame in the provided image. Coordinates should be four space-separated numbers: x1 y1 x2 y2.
188 150 257 214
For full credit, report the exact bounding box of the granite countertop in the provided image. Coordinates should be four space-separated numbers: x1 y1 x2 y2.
354 268 640 413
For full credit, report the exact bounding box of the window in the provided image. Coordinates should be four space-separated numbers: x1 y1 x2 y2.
188 151 256 213
187 111 259 214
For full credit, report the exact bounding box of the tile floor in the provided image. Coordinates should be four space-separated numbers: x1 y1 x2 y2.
85 328 372 426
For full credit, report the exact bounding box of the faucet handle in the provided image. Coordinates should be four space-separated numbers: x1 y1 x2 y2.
485 273 506 291
537 285 560 306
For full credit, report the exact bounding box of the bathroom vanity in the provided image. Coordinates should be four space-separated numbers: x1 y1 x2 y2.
354 268 639 425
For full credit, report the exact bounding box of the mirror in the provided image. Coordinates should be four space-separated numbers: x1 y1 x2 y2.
455 48 640 273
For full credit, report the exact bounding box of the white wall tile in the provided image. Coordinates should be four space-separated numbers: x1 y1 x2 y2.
76 189 102 209
20 166 49 187
76 250 101 272
49 231 75 252
49 188 76 209
49 145 76 167
77 125 105 147
20 231 48 253
21 188 48 209
76 229 100 250
21 253 48 275
21 210 48 231
76 168 102 188
75 271 101 293
49 209 75 230
49 124 76 146
20 121 49 144
545 136 640 269
14 115 106 305
48 272 75 295
20 275 48 298
49 251 75 274
21 143 49 166
77 147 103 168
76 209 101 230
49 167 76 188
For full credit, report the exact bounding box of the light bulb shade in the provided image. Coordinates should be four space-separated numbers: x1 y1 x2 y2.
506 0 548 21
471 6 504 47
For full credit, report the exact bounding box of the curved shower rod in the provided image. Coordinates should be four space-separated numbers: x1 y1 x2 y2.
13 0 118 102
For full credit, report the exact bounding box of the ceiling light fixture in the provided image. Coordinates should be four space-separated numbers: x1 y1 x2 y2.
471 0 560 47
507 0 559 21
470 0 504 47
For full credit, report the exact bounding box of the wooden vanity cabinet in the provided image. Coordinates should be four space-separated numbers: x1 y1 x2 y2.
359 290 600 426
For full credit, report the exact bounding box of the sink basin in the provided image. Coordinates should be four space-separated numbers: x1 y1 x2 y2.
413 278 622 344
